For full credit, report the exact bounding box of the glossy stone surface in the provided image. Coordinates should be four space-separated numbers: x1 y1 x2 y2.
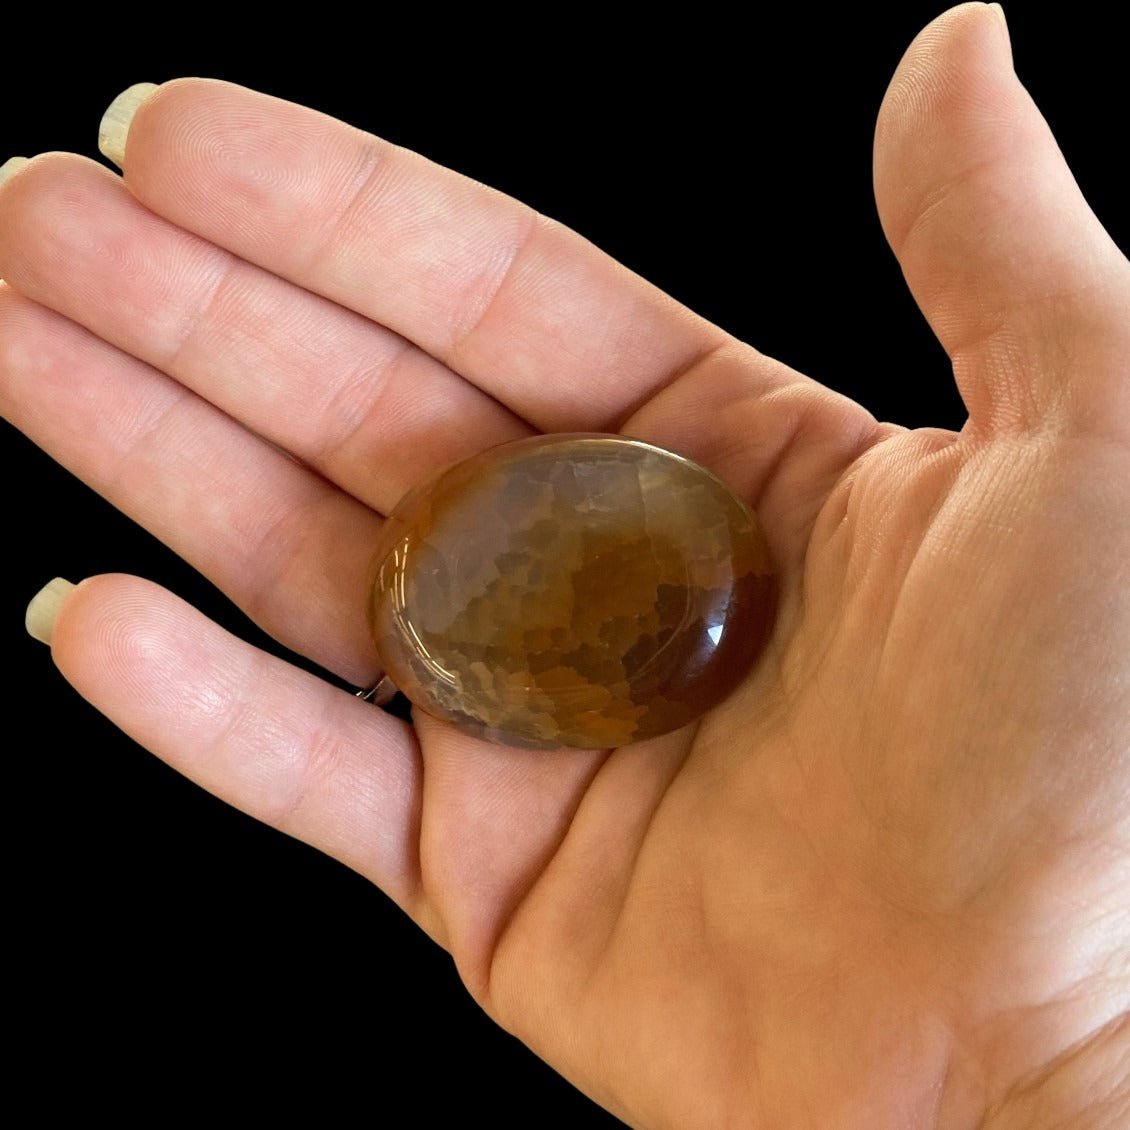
368 435 775 749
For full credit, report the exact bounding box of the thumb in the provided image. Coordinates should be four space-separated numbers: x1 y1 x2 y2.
874 3 1130 436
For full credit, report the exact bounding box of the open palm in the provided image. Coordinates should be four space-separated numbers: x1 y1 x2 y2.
2 6 1127 1126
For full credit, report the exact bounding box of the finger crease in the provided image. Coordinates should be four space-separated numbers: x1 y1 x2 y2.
301 141 392 279
446 208 543 367
101 379 195 498
613 339 736 432
162 250 242 374
244 486 347 626
269 720 346 830
891 151 1001 265
197 647 268 767
310 335 416 480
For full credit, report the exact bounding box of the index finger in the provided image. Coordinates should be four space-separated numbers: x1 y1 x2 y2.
106 79 727 432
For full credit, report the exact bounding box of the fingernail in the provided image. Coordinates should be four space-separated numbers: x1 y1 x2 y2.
988 4 1012 65
0 156 29 186
98 82 160 169
26 578 77 645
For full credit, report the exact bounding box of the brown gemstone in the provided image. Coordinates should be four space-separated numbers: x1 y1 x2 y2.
368 434 775 749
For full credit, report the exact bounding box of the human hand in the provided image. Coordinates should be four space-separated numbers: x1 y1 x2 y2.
2 4 1127 1126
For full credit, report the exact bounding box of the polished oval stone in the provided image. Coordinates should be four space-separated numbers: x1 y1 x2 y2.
368 434 775 749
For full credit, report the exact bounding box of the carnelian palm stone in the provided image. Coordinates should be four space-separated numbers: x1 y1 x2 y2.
368 434 775 749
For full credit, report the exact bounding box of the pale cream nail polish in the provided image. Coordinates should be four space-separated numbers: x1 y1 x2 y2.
0 156 29 186
26 578 77 645
98 82 160 169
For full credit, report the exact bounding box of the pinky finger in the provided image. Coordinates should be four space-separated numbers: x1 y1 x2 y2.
34 573 425 920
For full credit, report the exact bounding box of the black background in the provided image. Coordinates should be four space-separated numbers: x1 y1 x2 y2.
5 6 1125 1124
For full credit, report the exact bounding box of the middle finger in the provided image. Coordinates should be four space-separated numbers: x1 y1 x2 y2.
0 154 531 515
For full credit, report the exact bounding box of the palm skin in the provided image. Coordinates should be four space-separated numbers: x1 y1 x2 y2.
2 5 1127 1127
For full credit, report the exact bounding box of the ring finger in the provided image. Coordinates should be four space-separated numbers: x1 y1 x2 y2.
1 286 382 683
